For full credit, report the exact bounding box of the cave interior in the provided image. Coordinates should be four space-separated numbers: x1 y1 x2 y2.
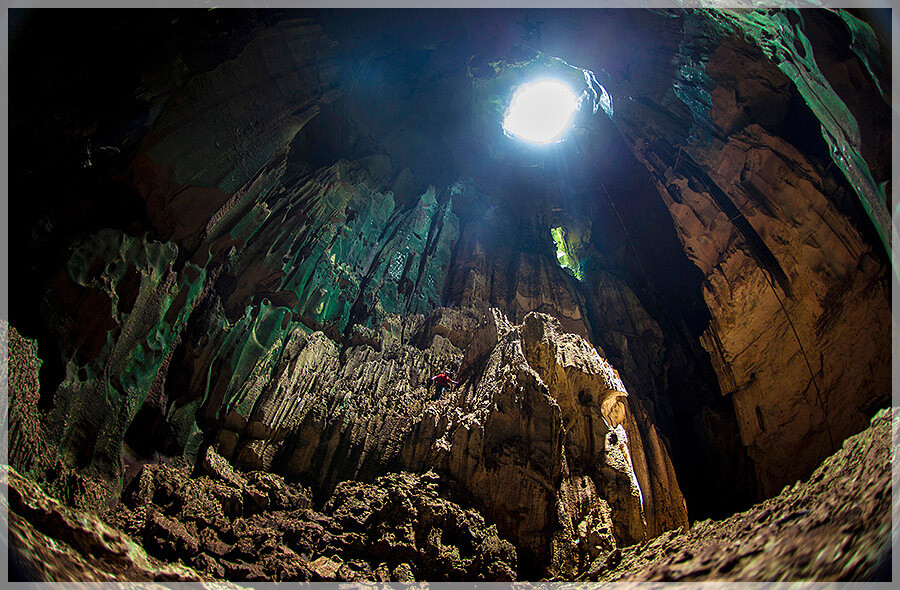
5 6 894 583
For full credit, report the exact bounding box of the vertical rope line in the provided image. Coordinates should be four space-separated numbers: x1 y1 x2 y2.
759 269 836 452
599 181 651 288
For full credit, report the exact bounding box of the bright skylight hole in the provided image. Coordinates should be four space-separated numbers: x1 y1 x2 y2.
502 80 579 145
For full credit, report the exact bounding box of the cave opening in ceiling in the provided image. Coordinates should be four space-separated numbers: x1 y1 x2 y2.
5 6 892 584
502 79 579 144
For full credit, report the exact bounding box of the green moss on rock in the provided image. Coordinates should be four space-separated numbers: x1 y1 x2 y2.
48 230 207 479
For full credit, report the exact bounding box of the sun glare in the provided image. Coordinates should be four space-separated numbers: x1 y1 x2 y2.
502 79 579 145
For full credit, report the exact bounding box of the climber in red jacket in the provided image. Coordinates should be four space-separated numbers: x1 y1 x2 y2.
430 369 458 400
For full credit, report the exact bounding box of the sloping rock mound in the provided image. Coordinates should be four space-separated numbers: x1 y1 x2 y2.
5 458 516 582
585 407 893 582
2 465 209 583
246 306 689 577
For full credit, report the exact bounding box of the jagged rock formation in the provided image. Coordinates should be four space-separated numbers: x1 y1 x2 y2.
588 407 893 582
5 405 891 582
4 459 517 582
3 464 206 583
7 6 892 583
4 324 114 513
110 459 517 582
7 305 689 580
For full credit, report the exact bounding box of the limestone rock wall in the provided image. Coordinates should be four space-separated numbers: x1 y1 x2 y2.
131 18 342 252
448 210 593 341
612 18 892 497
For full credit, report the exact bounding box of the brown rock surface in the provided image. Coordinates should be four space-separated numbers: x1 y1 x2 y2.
617 64 891 498
13 459 517 582
587 407 892 581
2 465 209 583
448 209 593 341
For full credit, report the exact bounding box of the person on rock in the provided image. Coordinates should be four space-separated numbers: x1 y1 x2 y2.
430 369 458 400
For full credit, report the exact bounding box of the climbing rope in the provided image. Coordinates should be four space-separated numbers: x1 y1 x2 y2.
759 267 837 453
599 181 651 289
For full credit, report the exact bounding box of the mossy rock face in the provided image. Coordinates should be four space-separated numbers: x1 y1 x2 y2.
204 156 460 338
275 181 459 335
551 226 587 281
43 229 206 479
275 180 400 334
29 115 467 485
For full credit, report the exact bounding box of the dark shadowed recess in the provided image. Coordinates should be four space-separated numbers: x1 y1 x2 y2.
8 8 263 407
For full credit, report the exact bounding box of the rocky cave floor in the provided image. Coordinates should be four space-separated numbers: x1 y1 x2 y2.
3 407 893 583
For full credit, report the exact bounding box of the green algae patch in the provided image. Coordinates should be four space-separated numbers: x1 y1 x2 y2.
239 166 463 337
409 190 461 315
220 302 292 421
165 299 309 461
278 181 398 333
45 161 461 475
551 227 584 281
48 230 207 478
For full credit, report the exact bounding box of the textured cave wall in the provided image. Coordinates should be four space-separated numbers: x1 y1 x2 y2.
607 10 892 498
7 6 892 580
